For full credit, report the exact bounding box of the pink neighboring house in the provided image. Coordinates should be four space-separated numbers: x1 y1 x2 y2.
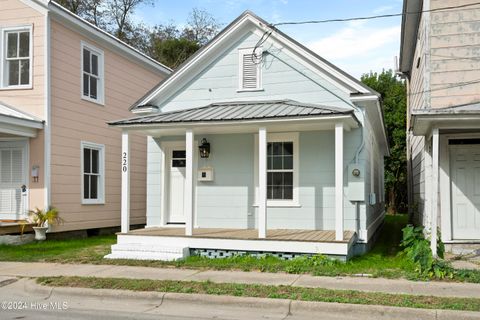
0 0 170 233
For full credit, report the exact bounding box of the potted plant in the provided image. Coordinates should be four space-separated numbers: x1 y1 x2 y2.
28 207 63 241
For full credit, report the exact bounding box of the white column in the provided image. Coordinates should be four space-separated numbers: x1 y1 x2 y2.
121 130 130 234
335 122 344 241
185 129 194 236
431 128 439 257
258 127 267 239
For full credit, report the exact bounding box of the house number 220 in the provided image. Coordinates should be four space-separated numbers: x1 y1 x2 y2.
122 152 128 172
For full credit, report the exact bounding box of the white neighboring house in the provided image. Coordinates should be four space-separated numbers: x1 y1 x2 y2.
400 0 480 255
106 11 389 261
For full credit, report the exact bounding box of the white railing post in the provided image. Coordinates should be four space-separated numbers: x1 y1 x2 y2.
185 129 194 236
121 130 130 233
335 122 344 241
258 127 267 239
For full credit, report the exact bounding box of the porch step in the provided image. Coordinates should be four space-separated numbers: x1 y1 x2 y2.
104 243 190 261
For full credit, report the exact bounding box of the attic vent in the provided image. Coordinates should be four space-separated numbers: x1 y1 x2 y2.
239 48 262 90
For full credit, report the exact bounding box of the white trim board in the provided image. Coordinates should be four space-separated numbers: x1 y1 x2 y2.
115 234 353 256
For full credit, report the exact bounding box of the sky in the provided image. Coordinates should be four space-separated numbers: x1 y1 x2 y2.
135 0 403 79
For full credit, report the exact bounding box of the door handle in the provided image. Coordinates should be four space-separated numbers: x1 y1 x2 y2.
21 185 27 193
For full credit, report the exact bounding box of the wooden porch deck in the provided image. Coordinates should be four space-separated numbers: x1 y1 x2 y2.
0 221 33 235
126 227 355 243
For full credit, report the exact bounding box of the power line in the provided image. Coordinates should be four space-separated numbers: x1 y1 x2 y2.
251 2 480 64
272 2 480 27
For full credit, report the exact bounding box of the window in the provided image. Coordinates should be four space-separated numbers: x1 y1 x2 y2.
267 142 293 200
1 27 32 88
81 42 104 104
255 132 299 207
171 150 186 167
81 142 105 204
238 48 262 90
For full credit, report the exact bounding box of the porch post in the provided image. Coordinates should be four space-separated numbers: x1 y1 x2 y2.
121 130 130 233
185 129 194 236
431 128 439 257
335 122 344 241
258 127 267 239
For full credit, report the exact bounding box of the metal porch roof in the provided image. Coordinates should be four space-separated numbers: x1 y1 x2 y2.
110 100 355 126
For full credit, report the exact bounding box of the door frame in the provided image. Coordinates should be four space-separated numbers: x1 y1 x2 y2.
160 140 198 227
0 138 29 220
440 133 480 242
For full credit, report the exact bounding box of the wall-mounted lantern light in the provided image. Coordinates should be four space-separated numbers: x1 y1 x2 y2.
199 138 211 158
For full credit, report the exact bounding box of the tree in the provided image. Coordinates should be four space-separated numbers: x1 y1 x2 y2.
108 0 153 41
149 37 200 69
361 70 407 214
183 8 221 46
54 0 85 14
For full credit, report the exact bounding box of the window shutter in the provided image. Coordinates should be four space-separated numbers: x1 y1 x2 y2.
242 53 258 89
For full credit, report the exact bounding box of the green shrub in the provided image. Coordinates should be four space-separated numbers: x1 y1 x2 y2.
400 225 452 279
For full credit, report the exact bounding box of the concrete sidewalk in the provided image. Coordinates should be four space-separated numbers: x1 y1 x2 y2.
0 261 479 298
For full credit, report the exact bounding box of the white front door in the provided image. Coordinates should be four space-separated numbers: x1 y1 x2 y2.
450 144 480 240
167 149 186 224
0 141 27 220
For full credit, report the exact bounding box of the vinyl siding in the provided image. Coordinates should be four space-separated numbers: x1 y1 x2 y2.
148 130 369 231
49 19 164 232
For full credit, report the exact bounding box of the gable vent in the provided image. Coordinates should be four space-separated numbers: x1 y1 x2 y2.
242 53 258 89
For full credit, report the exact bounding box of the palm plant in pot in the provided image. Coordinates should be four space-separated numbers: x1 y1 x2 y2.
28 207 63 241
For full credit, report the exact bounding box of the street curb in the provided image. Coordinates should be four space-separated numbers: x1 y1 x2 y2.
24 279 480 319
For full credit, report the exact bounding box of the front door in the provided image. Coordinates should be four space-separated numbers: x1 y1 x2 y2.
450 144 480 239
0 141 27 220
167 149 186 224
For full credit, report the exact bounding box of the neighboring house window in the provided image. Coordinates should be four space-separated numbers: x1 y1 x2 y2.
255 132 299 206
1 27 32 88
81 42 104 104
81 142 105 204
238 48 262 90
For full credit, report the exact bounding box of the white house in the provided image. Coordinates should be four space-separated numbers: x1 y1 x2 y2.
400 0 480 255
106 11 389 261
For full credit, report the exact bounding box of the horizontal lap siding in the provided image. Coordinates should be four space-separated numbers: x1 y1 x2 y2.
49 20 164 232
430 0 480 108
0 0 46 210
149 131 363 231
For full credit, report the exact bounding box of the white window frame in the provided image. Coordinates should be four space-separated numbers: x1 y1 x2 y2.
238 47 263 92
81 41 104 105
254 132 300 207
0 26 33 89
81 141 105 205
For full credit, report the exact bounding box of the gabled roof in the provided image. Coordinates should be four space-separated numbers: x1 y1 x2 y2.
130 10 378 112
111 100 356 126
28 0 171 75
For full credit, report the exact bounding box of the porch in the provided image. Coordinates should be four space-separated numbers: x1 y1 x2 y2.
106 227 357 261
108 100 364 261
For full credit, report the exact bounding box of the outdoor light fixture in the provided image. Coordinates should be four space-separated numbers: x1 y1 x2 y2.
199 138 211 158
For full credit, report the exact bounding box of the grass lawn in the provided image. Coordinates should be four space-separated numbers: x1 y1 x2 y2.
37 276 480 312
1 214 479 282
